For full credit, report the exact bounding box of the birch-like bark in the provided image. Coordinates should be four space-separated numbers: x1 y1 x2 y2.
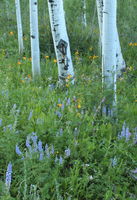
96 0 103 46
15 0 24 54
102 0 117 115
30 0 41 79
5 0 10 20
47 0 74 84
82 0 87 27
96 0 125 75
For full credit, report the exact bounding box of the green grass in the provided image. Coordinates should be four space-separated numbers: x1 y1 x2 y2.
0 0 137 199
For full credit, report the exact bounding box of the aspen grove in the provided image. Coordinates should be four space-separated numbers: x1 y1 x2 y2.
0 0 137 199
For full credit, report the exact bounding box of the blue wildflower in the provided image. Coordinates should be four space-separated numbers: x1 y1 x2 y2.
65 148 71 157
0 119 2 127
5 162 12 190
59 156 63 165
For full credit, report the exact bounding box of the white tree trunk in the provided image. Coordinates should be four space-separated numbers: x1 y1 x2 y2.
82 0 87 27
96 0 125 75
116 30 126 75
15 0 24 54
47 0 74 84
102 0 117 115
30 0 41 79
5 0 10 20
96 0 103 46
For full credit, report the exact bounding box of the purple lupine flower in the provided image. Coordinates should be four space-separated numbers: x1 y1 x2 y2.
55 111 62 118
16 145 24 160
0 119 2 126
66 98 71 106
31 132 38 151
26 137 32 152
5 162 12 190
111 157 117 167
28 111 33 120
51 145 54 154
65 148 71 157
59 156 63 165
59 128 63 136
125 127 131 141
7 124 13 131
16 145 22 156
61 103 65 111
118 122 131 141
38 140 43 152
45 144 48 152
55 156 58 163
38 140 43 160
131 168 137 174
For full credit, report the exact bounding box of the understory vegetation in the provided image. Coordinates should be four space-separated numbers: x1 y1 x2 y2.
0 0 137 199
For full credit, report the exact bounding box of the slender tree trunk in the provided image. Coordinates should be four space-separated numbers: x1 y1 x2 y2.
5 0 10 20
30 0 41 79
15 0 24 54
47 0 74 85
96 0 103 47
102 0 117 115
82 0 87 27
96 0 125 75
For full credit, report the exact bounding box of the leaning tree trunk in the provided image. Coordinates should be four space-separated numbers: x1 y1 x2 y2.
102 0 117 116
15 0 24 54
96 0 125 75
47 0 74 85
30 0 41 79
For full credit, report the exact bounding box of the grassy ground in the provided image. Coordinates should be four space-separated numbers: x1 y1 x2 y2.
0 0 137 199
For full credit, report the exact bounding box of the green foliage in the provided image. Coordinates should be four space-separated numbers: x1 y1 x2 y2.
0 0 137 199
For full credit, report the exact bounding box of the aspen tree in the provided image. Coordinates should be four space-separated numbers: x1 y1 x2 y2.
15 0 24 54
82 0 87 27
30 0 41 79
47 0 74 85
96 0 125 75
102 0 117 115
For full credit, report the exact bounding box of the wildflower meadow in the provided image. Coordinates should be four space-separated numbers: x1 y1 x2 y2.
0 0 137 199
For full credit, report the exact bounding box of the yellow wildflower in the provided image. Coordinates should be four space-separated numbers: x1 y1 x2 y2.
9 31 14 36
53 59 57 63
23 56 26 60
57 104 62 108
93 55 99 59
45 55 49 59
77 104 81 109
17 61 21 65
67 74 72 79
128 42 133 46
29 57 32 61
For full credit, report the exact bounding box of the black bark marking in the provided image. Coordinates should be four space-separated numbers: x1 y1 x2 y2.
31 35 35 39
57 39 68 55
